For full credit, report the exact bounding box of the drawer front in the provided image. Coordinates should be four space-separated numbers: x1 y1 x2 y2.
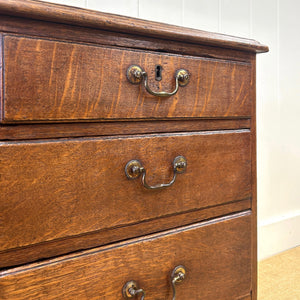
0 130 251 252
0 212 252 299
2 35 251 123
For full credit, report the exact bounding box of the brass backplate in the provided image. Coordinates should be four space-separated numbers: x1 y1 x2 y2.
171 265 186 283
176 69 190 87
125 160 143 179
122 280 137 298
127 65 144 84
173 156 187 174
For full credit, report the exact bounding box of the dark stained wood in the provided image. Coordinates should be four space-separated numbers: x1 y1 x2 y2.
3 35 252 123
0 15 253 63
0 0 269 53
0 198 251 269
0 119 251 140
237 295 251 300
250 55 258 300
0 3 267 297
0 130 251 253
0 212 252 300
0 33 2 122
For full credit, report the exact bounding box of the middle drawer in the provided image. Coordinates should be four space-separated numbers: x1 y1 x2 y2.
0 130 251 254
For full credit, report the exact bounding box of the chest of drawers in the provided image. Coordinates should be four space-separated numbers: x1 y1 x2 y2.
0 0 268 299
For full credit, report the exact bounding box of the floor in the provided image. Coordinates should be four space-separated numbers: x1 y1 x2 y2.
258 246 300 300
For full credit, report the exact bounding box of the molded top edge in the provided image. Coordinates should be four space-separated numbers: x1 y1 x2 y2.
0 0 269 53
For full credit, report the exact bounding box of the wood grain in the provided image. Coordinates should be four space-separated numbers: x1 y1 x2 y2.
0 33 2 122
0 15 253 63
250 55 258 300
0 130 251 253
0 119 251 140
0 212 252 300
238 296 252 300
0 3 267 299
3 35 252 122
0 0 269 53
0 198 251 269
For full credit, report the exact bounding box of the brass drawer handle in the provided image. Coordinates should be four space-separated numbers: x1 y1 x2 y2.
122 265 186 300
125 156 187 190
127 65 190 97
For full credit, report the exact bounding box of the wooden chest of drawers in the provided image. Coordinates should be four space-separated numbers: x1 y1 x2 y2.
0 1 268 299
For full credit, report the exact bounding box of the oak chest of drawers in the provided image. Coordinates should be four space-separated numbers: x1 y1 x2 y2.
0 1 268 299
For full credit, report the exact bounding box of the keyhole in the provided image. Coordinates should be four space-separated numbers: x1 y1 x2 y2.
155 65 162 81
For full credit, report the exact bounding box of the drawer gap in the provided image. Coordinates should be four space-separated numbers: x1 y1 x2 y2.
0 199 251 270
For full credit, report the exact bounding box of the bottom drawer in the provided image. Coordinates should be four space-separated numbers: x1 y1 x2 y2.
0 212 252 299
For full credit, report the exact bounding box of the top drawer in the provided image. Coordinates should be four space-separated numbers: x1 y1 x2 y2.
1 35 251 123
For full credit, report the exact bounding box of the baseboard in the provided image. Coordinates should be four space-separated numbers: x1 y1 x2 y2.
258 211 300 261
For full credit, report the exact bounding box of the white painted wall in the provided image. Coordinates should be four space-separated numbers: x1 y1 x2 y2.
43 0 300 260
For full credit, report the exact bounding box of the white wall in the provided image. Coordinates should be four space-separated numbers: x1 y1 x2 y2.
43 0 300 260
